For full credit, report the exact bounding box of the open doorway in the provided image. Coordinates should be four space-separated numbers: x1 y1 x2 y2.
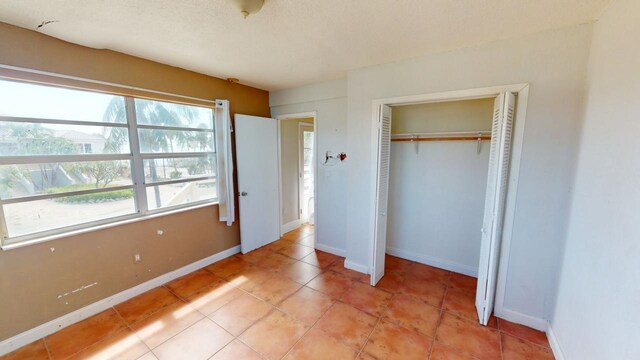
277 114 317 242
299 123 315 225
370 84 529 326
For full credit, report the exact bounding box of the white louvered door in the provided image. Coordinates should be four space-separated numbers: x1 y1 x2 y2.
371 104 393 285
476 92 516 325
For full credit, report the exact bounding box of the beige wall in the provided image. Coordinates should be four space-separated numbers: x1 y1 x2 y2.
280 118 313 225
0 22 270 341
391 98 494 134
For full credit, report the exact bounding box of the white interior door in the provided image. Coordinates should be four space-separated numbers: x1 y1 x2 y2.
371 104 393 285
476 92 515 325
235 114 280 254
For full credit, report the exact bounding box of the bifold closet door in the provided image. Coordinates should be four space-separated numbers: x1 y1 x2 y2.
371 104 392 285
476 92 515 325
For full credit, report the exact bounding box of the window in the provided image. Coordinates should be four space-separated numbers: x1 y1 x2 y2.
0 79 217 245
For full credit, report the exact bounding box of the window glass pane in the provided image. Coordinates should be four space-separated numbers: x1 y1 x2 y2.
0 79 126 123
143 156 215 183
3 191 136 239
0 122 130 156
134 99 214 129
146 179 216 210
0 160 132 199
138 129 213 153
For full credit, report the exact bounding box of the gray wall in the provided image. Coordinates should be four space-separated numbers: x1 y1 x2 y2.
270 79 349 256
345 24 591 325
551 0 640 358
271 24 594 328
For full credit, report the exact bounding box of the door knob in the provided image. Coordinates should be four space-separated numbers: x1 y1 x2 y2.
241 191 248 196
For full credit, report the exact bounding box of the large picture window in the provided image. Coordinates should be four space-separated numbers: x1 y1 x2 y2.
0 79 217 245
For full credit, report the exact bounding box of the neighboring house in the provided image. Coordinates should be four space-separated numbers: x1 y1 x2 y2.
53 130 106 154
0 127 106 155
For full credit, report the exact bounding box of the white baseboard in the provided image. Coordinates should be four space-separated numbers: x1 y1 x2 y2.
546 322 566 360
0 245 241 357
344 259 370 274
386 247 478 277
281 220 301 234
493 307 547 332
315 243 346 257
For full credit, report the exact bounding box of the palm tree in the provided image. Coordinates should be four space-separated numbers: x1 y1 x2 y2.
102 98 207 208
103 98 164 207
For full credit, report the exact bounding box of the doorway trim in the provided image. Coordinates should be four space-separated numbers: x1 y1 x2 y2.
369 83 530 320
275 111 318 249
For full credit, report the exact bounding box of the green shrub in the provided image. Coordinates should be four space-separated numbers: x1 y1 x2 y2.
46 184 134 203
170 170 182 179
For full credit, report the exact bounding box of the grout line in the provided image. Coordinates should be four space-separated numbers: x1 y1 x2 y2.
111 306 152 357
57 306 133 360
428 271 450 359
115 285 182 327
42 337 53 360
498 317 506 360
279 299 337 359
162 284 187 301
352 273 399 359
235 331 269 359
356 315 381 359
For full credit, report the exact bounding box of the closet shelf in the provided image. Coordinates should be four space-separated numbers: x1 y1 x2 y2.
391 131 491 142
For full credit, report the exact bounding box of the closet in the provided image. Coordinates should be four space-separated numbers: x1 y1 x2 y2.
386 98 494 276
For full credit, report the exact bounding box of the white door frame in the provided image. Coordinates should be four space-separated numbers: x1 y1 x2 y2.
369 83 530 320
275 112 318 248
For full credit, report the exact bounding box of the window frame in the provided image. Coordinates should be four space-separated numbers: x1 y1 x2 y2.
0 82 218 248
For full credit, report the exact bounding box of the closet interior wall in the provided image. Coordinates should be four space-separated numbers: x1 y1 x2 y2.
387 98 494 276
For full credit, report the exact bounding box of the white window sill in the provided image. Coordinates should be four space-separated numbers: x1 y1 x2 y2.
1 201 219 251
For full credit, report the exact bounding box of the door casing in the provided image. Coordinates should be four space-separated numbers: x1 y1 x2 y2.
369 84 530 324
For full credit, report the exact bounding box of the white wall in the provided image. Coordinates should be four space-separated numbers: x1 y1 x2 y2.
550 0 640 358
387 99 493 276
270 79 348 256
345 24 592 324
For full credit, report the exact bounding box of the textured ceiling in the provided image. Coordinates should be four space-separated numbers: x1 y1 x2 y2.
0 0 611 90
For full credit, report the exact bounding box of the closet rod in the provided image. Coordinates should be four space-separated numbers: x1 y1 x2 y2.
391 131 491 142
391 136 491 142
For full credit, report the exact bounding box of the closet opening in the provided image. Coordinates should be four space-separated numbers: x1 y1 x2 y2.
387 98 493 277
369 84 529 326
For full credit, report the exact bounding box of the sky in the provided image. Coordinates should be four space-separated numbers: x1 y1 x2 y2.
0 78 124 124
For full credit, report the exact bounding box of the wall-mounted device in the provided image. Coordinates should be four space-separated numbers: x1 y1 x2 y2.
324 151 348 165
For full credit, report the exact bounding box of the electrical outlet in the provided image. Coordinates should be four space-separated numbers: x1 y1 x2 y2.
133 253 142 263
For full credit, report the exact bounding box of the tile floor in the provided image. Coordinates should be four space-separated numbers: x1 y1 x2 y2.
1 225 554 360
